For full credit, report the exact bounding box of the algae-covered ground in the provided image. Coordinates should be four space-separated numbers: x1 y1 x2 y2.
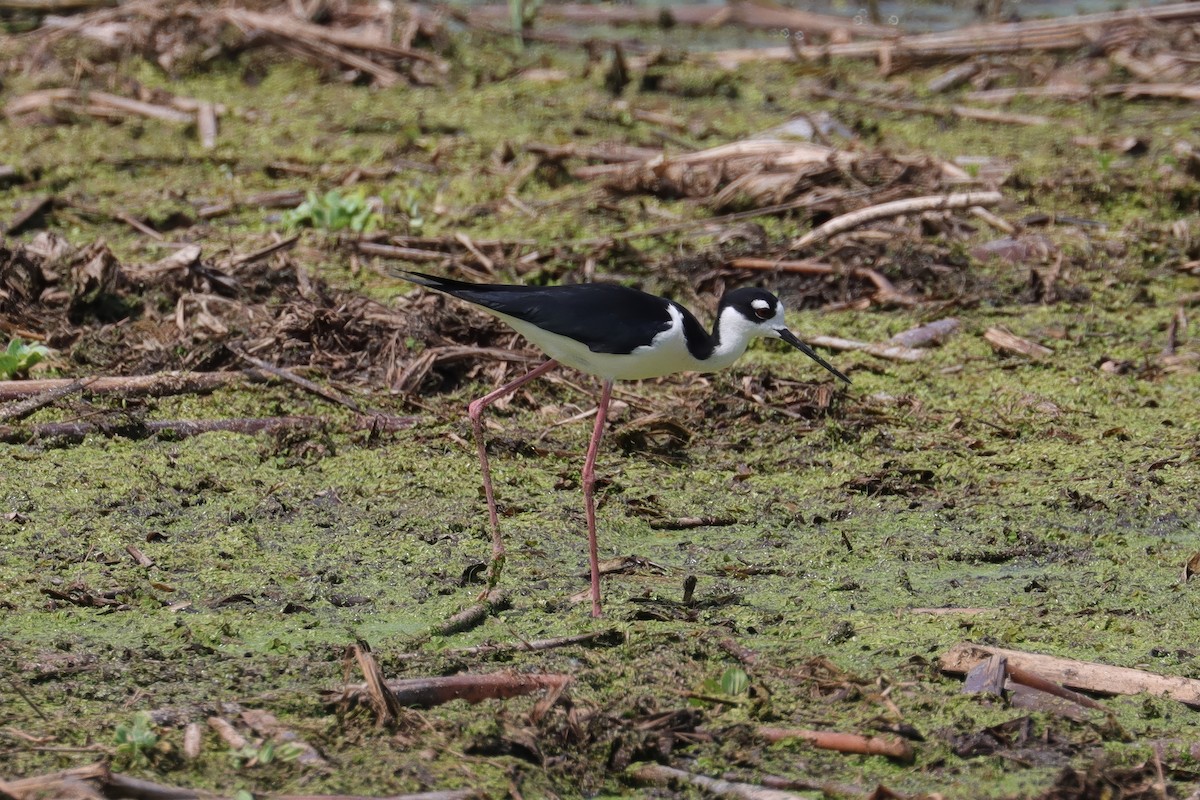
2 14 1200 800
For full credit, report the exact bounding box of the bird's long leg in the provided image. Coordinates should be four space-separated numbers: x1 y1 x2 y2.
468 358 559 588
582 378 614 618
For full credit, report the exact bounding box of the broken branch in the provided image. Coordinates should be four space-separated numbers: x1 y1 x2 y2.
758 726 915 762
940 643 1200 708
631 763 807 800
0 372 257 401
790 191 1004 252
806 335 926 363
983 327 1053 358
0 414 417 445
332 671 573 710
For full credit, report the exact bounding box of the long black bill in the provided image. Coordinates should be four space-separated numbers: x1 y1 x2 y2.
777 329 851 384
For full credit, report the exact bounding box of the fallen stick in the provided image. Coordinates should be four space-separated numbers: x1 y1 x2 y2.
806 335 925 363
182 723 202 760
888 318 961 348
790 2 1200 62
790 191 1003 252
471 1 894 37
967 82 1200 105
0 372 256 401
356 241 455 262
0 764 109 800
5 88 193 124
2 764 475 800
631 764 807 800
758 726 915 762
983 327 1052 358
219 8 447 68
196 101 218 150
0 414 417 445
226 234 300 267
648 516 736 530
233 350 366 414
350 643 404 725
812 89 1051 127
0 378 88 423
197 189 307 219
568 192 869 248
729 772 868 798
105 772 207 800
207 717 249 751
394 628 624 661
910 606 991 615
432 588 511 637
278 39 405 88
526 141 663 164
5 194 55 235
927 61 983 93
970 205 1015 234
334 671 572 710
1005 662 1108 713
940 643 1200 708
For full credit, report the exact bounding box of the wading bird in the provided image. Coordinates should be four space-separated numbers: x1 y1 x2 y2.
398 270 849 617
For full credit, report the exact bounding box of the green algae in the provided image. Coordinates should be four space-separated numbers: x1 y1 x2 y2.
3 32 1200 799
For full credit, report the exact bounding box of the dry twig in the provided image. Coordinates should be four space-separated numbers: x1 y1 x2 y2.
941 643 1200 707
790 191 1004 252
432 588 511 637
813 89 1052 127
888 318 961 348
0 372 256 401
759 726 915 761
0 379 89 423
233 349 367 414
632 763 807 800
983 327 1053 359
333 671 572 710
0 414 417 444
394 629 623 661
806 335 925 363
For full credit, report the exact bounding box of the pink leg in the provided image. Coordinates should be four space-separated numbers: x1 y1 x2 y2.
469 359 559 587
582 379 614 618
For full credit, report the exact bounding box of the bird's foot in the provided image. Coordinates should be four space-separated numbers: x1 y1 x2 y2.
476 551 505 601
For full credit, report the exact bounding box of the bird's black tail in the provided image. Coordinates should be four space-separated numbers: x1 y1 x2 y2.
392 269 473 293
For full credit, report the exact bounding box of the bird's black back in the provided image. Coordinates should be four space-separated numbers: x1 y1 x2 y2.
399 271 711 356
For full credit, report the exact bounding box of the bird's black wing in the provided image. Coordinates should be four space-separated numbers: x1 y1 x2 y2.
398 271 689 355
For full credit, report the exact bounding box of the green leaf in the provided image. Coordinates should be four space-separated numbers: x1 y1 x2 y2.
719 666 750 696
0 338 51 379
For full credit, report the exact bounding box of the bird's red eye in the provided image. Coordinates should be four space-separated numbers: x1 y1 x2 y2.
754 305 772 320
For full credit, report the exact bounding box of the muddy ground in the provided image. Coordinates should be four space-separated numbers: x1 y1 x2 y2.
1 3 1199 799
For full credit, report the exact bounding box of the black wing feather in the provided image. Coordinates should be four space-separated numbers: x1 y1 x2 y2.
398 271 692 355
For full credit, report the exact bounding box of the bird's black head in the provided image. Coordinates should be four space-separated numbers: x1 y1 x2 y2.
719 287 784 323
717 286 850 384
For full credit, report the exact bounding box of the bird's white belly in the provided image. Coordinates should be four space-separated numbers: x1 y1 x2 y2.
497 312 705 381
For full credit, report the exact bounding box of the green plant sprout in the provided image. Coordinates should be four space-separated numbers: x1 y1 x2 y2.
230 738 306 767
0 338 51 379
282 189 381 233
113 712 159 767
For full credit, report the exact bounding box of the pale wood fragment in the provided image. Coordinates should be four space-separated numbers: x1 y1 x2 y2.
940 643 1200 707
983 327 1053 358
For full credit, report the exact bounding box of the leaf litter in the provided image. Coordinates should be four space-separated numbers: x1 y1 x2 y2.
1 1 1200 799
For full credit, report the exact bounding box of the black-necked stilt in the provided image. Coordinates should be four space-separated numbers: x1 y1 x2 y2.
398 270 849 617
